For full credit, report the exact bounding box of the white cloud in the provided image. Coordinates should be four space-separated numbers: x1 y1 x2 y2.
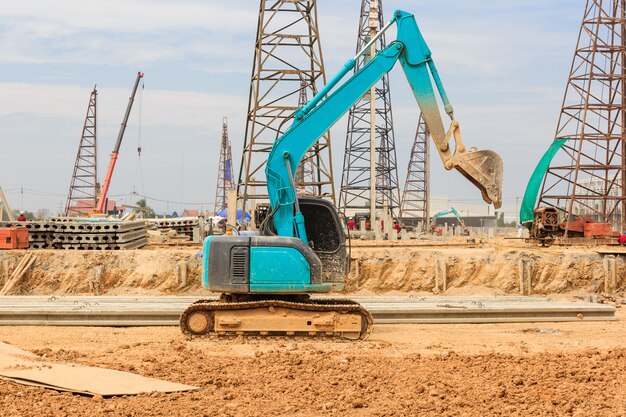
0 82 245 126
0 1 257 34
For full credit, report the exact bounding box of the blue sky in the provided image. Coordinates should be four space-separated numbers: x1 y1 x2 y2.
0 0 583 218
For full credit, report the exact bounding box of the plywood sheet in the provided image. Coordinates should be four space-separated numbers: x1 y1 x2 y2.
0 342 197 396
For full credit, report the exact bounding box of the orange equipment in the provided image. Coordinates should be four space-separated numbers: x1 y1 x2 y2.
0 227 29 249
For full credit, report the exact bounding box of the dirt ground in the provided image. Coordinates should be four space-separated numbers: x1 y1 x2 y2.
0 239 624 415
0 309 624 416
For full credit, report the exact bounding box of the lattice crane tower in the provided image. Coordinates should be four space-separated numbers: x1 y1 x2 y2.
65 86 98 216
538 0 626 233
401 114 429 228
214 117 235 215
339 0 401 218
237 0 335 216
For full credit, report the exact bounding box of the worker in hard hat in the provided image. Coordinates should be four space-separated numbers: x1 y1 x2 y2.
17 211 26 222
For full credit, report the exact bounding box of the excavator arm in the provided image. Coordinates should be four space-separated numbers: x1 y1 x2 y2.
265 9 503 239
432 207 465 227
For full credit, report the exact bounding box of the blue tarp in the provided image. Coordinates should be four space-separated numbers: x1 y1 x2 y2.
216 209 251 223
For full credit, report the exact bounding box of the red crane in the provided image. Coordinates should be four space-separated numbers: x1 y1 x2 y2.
96 71 144 214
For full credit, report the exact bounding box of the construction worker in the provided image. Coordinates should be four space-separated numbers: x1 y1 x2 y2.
347 217 357 231
393 220 401 234
618 232 626 246
17 211 26 222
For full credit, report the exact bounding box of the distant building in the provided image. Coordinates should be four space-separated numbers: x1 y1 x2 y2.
66 199 122 216
154 211 179 218
182 209 199 217
574 177 622 228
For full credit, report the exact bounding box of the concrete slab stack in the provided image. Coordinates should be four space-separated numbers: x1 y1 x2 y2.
146 217 199 241
0 220 148 250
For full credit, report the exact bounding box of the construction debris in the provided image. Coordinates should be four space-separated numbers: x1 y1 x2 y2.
0 253 37 295
146 217 200 242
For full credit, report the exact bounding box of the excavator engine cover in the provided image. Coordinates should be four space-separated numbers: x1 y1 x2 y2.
203 198 347 294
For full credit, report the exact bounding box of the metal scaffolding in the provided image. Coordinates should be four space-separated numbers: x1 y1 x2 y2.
401 114 429 228
339 0 401 218
65 86 98 216
538 0 626 233
237 0 335 216
214 117 235 215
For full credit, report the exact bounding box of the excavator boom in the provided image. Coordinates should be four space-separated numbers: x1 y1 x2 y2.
266 10 502 239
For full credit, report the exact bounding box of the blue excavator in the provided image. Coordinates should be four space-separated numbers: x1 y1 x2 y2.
432 207 465 227
180 10 503 339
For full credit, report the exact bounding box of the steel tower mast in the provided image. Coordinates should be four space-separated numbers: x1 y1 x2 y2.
401 114 430 228
538 0 626 234
65 86 98 216
339 0 401 218
214 117 235 215
237 0 335 217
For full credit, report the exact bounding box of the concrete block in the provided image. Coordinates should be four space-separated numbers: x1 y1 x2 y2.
176 261 188 288
603 255 617 293
518 257 532 295
434 258 447 292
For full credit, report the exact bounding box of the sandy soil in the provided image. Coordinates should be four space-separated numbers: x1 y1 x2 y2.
0 240 624 297
349 245 624 294
0 310 624 416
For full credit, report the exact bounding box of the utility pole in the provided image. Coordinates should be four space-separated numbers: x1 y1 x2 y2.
65 86 98 216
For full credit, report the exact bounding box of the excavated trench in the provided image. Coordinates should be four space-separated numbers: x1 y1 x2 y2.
347 246 621 295
0 245 623 296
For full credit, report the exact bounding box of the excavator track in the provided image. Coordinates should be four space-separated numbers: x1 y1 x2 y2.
180 298 373 340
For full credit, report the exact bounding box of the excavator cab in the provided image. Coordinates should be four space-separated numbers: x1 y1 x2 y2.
299 198 348 283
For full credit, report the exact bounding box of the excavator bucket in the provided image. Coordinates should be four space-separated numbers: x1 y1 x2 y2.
453 149 503 209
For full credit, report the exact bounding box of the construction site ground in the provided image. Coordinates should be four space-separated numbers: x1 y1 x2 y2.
0 312 624 416
0 237 624 416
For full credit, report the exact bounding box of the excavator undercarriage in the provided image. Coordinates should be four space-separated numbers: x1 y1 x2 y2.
180 295 373 340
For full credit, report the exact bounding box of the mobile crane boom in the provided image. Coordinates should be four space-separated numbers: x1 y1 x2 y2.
95 71 144 214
